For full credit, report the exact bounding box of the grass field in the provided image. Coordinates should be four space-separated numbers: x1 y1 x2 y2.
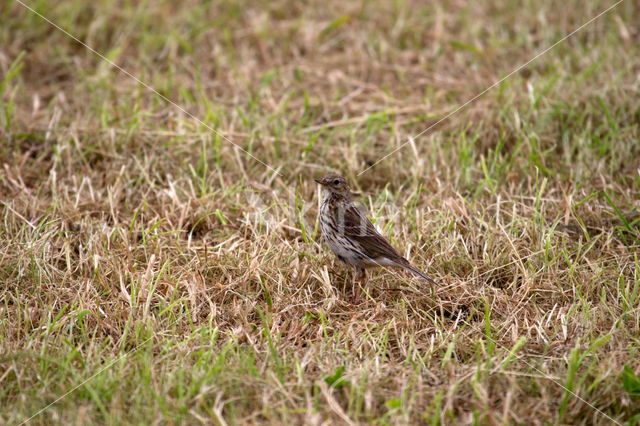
1 0 640 424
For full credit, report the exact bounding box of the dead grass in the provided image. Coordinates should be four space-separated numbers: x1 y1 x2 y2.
1 0 640 424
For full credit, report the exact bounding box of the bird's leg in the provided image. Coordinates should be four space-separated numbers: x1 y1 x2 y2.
352 268 366 304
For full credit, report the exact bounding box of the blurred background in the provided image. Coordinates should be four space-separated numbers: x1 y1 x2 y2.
1 0 639 424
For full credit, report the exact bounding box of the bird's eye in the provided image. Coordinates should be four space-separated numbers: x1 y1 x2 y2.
333 180 340 185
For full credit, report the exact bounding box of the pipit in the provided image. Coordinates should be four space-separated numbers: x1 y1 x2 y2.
315 174 437 302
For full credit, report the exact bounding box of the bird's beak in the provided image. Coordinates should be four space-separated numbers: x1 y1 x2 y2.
314 178 326 185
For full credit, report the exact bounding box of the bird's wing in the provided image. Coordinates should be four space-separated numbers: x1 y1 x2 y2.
340 203 436 283
342 204 406 263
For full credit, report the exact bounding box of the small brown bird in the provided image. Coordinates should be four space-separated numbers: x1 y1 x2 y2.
315 174 437 302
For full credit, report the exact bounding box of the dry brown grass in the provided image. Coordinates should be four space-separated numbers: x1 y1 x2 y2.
1 0 640 424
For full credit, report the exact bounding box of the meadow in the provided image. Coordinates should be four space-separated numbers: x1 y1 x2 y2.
1 0 639 424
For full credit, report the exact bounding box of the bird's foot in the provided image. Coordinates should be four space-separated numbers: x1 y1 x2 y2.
350 290 363 305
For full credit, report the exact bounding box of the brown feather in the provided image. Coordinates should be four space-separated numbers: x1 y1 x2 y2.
317 174 438 285
342 204 406 263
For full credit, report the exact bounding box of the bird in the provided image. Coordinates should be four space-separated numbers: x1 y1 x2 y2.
315 174 437 302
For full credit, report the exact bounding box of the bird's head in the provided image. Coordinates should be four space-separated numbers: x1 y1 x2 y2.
314 174 351 197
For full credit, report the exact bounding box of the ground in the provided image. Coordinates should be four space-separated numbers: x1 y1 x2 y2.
1 0 640 424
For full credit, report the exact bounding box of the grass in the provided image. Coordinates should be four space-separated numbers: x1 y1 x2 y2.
1 0 640 424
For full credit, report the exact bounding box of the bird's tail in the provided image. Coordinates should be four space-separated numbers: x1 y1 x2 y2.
403 264 438 285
